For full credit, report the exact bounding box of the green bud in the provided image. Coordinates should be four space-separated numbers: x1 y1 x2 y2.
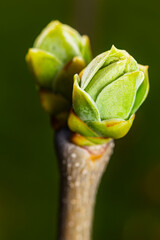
26 20 92 127
68 46 149 145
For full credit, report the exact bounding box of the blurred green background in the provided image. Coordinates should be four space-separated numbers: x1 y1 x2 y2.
0 0 160 239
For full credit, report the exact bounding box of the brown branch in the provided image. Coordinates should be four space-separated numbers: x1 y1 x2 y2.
55 128 114 240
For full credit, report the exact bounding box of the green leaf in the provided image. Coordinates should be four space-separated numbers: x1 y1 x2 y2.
34 21 81 63
26 48 62 88
103 45 127 66
62 23 82 46
80 51 110 89
68 111 111 145
96 71 144 120
73 75 100 121
68 110 99 137
103 46 138 72
130 65 149 115
87 115 135 139
80 45 138 90
125 54 138 73
81 35 92 64
85 59 127 101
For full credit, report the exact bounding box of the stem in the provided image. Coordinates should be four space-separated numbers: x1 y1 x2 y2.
55 128 114 240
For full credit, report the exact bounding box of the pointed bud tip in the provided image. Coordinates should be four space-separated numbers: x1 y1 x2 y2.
111 44 116 49
46 20 62 29
139 64 149 73
25 48 38 63
74 74 80 83
25 48 34 63
82 35 90 43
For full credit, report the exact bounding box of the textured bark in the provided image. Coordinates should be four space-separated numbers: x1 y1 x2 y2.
55 128 114 240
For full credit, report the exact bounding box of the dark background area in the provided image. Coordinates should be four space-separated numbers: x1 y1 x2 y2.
0 0 160 239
